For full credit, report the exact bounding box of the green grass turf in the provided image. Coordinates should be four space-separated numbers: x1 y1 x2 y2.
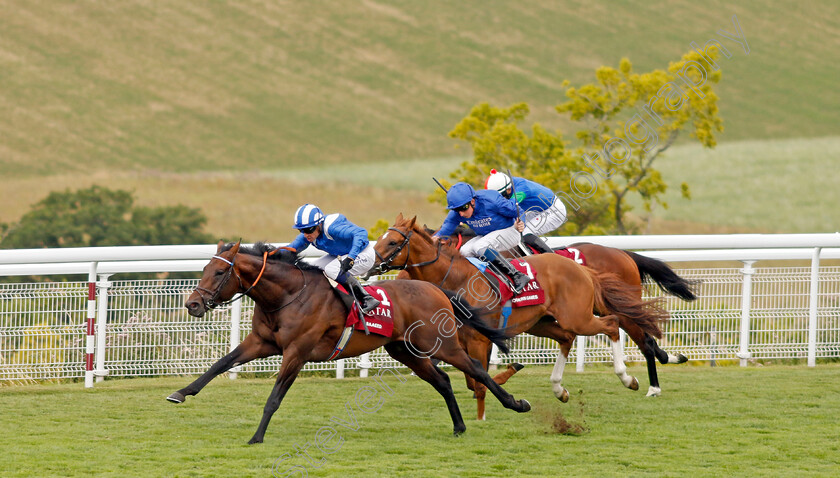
2 364 839 477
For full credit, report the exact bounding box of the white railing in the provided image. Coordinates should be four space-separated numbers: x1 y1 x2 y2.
1 234 838 387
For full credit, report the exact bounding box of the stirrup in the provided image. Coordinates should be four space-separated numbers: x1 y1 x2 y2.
523 234 553 254
510 272 530 294
358 295 381 315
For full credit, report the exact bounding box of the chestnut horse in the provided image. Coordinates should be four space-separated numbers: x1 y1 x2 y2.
167 241 531 444
446 225 697 397
373 215 670 419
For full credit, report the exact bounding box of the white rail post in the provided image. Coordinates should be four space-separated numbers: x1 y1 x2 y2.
229 299 242 380
737 260 756 367
94 273 113 383
336 359 345 379
807 247 821 367
576 335 586 372
359 353 372 378
488 344 501 371
85 262 98 388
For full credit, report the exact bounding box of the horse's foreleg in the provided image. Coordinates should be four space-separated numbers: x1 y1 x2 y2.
167 333 274 403
248 353 305 445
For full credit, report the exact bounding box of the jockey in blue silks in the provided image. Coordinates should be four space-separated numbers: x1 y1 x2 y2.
433 182 531 294
485 169 568 254
286 204 380 314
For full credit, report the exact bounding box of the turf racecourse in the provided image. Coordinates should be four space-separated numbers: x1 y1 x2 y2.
2 365 838 477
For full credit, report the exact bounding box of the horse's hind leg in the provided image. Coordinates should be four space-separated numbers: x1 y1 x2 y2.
385 342 466 436
436 347 531 414
646 333 688 365
577 312 639 392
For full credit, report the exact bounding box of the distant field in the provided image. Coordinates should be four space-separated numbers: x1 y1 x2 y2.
628 136 840 234
3 136 836 241
2 364 839 477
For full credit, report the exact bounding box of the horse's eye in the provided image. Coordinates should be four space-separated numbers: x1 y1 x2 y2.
215 270 225 276
389 241 397 246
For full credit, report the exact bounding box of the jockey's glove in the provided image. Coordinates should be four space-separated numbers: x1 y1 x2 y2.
339 257 355 275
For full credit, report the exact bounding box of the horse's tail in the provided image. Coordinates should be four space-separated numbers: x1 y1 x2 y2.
438 288 511 354
624 250 700 302
587 269 669 339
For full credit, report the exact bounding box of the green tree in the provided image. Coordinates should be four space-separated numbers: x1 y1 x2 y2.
0 185 213 249
444 49 723 235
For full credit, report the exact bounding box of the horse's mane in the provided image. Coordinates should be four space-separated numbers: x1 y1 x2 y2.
416 224 466 258
422 224 476 240
219 242 323 273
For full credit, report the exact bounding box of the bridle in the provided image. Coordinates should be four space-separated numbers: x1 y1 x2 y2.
193 249 307 312
374 227 442 273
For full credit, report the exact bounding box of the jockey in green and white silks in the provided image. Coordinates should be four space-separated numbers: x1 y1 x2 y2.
485 169 568 254
433 182 531 294
287 204 380 314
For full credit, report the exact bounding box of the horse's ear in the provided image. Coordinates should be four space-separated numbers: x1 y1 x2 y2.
406 216 417 230
216 240 225 253
395 212 404 224
230 240 241 256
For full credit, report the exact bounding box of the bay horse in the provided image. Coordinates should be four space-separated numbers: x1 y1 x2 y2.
445 225 698 397
167 241 531 444
373 215 670 419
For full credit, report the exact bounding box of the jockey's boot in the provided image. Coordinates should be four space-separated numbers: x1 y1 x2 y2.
483 248 531 295
345 276 381 315
522 233 554 254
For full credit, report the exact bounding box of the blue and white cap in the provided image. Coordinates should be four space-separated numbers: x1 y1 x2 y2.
293 204 325 229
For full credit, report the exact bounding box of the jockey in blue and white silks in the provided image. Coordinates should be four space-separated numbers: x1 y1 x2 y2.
286 204 380 314
433 182 531 294
485 169 567 254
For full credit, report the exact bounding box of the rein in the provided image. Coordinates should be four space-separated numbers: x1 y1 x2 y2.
195 248 307 312
375 227 442 272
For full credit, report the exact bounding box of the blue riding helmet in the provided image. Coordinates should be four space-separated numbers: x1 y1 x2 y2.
293 204 325 229
446 182 477 210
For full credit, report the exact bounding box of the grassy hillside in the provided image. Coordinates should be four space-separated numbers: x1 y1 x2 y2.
1 0 838 176
0 1 837 240
3 136 836 242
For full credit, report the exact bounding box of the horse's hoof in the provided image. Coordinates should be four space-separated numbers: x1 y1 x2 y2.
646 386 661 397
510 362 524 372
247 436 264 445
519 399 531 413
453 426 466 437
675 353 688 364
628 377 639 391
555 388 570 403
166 392 185 403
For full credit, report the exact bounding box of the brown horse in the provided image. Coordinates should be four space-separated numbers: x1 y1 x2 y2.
373 215 670 419
446 225 697 397
167 241 531 443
